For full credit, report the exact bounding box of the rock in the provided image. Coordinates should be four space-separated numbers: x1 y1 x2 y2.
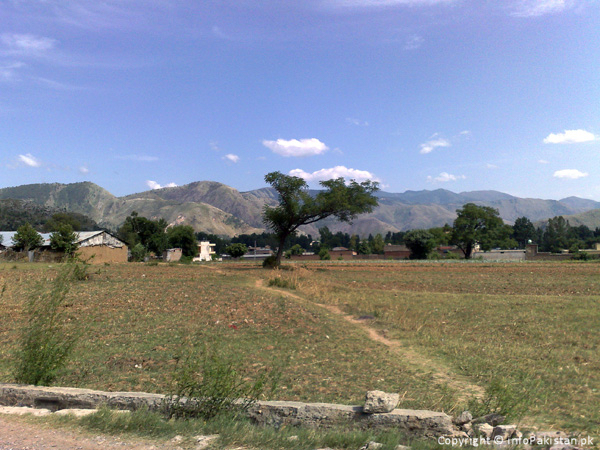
363 390 400 414
195 435 219 450
549 445 578 450
492 425 517 441
171 435 184 443
0 406 51 416
288 435 299 441
454 411 473 425
395 446 411 450
462 423 474 437
512 429 523 440
54 408 99 417
475 423 494 438
473 413 505 426
360 442 383 450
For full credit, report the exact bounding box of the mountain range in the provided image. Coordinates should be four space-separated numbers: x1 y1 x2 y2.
1 181 599 236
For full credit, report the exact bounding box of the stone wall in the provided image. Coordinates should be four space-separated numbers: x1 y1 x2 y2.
0 384 455 438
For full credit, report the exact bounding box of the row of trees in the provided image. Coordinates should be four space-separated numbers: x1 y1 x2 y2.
117 212 198 261
6 222 80 255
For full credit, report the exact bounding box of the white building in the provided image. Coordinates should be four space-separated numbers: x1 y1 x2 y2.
194 241 216 261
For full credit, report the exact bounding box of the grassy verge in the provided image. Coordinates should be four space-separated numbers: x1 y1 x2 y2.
25 407 442 450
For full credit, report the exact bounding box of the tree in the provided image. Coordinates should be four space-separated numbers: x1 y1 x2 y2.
357 240 372 255
512 217 536 248
285 244 305 258
450 203 504 259
371 233 385 254
541 216 570 253
12 223 43 252
49 224 79 256
404 229 436 259
263 172 379 267
117 212 168 255
166 225 198 257
225 243 248 259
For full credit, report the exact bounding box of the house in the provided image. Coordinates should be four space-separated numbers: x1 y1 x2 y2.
72 231 129 263
163 248 182 262
0 230 128 263
193 241 216 261
383 244 411 259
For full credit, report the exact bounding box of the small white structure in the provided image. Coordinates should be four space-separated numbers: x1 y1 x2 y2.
194 241 216 262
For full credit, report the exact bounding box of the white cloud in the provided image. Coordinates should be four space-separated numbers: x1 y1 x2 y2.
486 163 499 169
223 153 240 163
419 136 451 154
0 34 56 54
0 61 25 81
512 0 570 17
116 154 159 162
538 159 550 164
289 166 380 182
212 26 233 40
404 34 424 50
329 0 457 7
18 153 42 167
426 172 466 183
79 165 89 174
346 117 369 126
146 180 178 190
263 138 329 157
543 129 597 144
553 169 588 179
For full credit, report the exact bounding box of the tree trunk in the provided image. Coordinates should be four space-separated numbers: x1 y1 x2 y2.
274 234 288 267
464 242 473 259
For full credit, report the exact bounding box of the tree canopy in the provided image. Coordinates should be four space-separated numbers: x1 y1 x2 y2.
49 224 79 256
12 223 43 252
450 203 504 259
263 171 379 266
404 229 436 259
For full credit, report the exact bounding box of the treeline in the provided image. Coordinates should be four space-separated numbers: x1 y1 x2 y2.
0 199 99 232
116 208 600 262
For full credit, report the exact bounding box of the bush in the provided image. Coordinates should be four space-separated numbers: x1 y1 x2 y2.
130 243 147 262
162 345 280 420
225 243 248 259
467 377 532 422
262 255 278 269
268 276 296 289
318 248 331 260
14 264 79 385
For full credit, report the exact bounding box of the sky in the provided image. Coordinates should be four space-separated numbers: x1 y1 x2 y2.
1 0 599 200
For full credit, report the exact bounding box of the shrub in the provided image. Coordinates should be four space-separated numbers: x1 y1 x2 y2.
225 243 247 259
467 377 532 422
268 276 296 289
130 243 147 262
262 255 278 269
318 248 330 260
162 345 280 420
14 264 79 385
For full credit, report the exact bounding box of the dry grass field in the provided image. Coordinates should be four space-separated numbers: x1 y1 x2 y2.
0 260 598 437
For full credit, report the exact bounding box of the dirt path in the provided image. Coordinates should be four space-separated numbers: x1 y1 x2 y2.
0 415 169 450
255 278 485 402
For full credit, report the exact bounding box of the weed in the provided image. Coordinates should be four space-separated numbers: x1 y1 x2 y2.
268 276 297 289
467 377 532 422
162 343 280 420
13 264 79 386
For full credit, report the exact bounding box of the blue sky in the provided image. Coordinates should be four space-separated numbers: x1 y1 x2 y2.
1 0 599 199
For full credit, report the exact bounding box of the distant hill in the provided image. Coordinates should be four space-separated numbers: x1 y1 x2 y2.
0 198 99 231
1 181 600 237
